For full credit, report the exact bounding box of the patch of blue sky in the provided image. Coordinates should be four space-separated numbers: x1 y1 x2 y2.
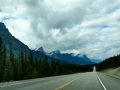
112 6 120 12
2 17 16 21
24 17 28 20
102 25 108 28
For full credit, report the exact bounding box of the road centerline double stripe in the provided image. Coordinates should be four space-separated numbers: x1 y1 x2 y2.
55 75 85 90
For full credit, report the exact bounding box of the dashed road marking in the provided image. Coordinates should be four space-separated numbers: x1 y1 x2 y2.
55 75 85 90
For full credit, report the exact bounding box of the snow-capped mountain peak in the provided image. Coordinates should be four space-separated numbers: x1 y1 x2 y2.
54 50 61 54
75 54 83 57
47 50 61 56
36 47 43 51
35 47 46 54
70 53 76 57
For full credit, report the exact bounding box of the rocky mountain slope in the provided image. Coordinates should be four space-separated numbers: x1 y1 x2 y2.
0 22 99 65
35 47 98 65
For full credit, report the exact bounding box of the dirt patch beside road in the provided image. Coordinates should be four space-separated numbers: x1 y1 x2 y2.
102 67 120 77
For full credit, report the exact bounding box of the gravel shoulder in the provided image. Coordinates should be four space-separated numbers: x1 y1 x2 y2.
101 67 120 79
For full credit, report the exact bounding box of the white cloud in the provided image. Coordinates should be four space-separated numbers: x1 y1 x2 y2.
0 0 120 60
50 29 60 37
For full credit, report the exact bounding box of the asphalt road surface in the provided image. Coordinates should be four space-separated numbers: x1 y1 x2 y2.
0 72 120 90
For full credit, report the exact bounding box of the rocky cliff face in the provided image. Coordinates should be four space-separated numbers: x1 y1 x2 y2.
0 22 46 58
0 22 12 42
0 22 70 64
0 22 29 56
0 22 7 29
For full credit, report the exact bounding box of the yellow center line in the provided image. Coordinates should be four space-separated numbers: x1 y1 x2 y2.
55 75 86 90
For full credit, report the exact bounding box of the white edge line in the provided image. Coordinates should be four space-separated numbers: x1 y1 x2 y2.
96 73 107 90
0 83 20 87
0 79 42 88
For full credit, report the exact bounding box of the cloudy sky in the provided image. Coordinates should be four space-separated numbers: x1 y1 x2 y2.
0 0 120 60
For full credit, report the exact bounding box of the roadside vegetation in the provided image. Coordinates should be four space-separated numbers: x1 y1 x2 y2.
0 36 94 82
97 54 120 71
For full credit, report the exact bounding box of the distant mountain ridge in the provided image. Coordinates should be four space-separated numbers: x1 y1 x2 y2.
90 59 101 63
0 22 100 65
0 22 70 64
35 46 99 65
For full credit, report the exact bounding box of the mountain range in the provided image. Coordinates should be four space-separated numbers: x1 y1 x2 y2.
35 47 101 65
0 22 101 65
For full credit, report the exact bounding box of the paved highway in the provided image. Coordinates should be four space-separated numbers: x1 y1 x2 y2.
0 72 120 90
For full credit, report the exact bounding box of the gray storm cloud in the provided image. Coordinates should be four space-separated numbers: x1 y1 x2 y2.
0 0 120 60
24 0 85 34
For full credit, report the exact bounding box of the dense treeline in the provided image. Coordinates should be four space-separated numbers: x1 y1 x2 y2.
97 54 120 71
0 36 93 82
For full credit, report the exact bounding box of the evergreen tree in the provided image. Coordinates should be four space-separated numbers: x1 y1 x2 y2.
9 42 16 80
8 61 14 81
3 45 6 69
119 54 120 66
0 36 4 81
42 57 49 77
3 69 9 81
17 58 22 80
2 45 7 81
32 58 39 78
50 57 56 76
8 41 20 80
38 58 43 77
28 51 33 78
97 53 120 71
24 51 28 79
56 61 61 75
20 45 25 79
32 68 38 78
